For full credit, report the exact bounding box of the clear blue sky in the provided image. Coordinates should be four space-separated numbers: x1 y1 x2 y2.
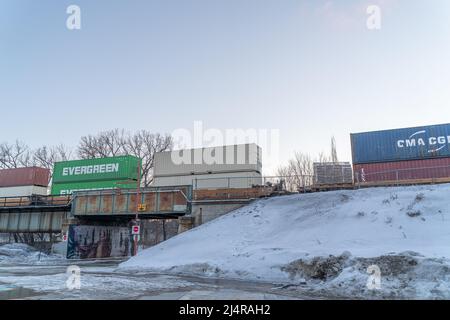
1 0 449 173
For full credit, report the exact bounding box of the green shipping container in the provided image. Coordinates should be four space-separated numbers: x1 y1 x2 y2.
52 156 141 184
51 180 138 196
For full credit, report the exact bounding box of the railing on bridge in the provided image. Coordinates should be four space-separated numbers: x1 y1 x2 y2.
0 195 71 208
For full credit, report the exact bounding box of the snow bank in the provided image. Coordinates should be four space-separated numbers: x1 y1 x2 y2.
119 184 450 298
0 243 63 265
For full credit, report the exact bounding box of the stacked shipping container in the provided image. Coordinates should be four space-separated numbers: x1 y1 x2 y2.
0 167 50 197
351 123 450 183
153 144 263 189
51 156 141 195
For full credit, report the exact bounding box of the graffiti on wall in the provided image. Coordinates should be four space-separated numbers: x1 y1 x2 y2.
67 225 131 259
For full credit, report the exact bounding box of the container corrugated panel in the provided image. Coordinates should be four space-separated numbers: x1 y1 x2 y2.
52 156 141 184
0 167 50 187
313 162 353 185
51 180 137 196
154 144 262 176
353 158 450 183
0 185 48 197
153 171 263 189
351 123 450 164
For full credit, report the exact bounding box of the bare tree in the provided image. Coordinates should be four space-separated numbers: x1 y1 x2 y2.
288 152 314 191
33 144 72 170
77 129 173 187
124 131 173 186
276 152 314 192
277 148 337 192
32 144 73 189
78 129 127 159
276 165 293 192
0 141 32 169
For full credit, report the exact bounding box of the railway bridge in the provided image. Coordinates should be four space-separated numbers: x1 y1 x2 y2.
0 186 193 234
0 195 71 233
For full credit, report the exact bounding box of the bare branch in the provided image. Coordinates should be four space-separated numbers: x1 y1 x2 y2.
78 129 173 187
0 141 32 169
124 131 173 186
33 144 73 170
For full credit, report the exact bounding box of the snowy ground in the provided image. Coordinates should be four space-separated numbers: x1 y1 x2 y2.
0 244 316 300
119 184 450 299
0 260 314 300
0 243 64 265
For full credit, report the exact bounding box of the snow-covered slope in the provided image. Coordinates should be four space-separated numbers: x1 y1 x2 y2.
119 184 450 298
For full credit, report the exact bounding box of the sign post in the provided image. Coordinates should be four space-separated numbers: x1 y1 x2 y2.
131 225 140 235
132 164 142 256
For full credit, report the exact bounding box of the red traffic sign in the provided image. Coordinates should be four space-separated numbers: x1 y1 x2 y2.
132 226 140 235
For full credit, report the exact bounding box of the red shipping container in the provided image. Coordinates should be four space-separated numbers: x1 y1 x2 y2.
0 167 50 187
354 158 450 183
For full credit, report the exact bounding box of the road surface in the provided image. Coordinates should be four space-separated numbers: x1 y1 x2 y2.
0 260 326 300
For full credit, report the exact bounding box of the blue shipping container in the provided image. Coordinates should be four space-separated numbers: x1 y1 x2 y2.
351 123 450 164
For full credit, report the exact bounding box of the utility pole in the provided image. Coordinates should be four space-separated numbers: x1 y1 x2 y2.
133 163 142 256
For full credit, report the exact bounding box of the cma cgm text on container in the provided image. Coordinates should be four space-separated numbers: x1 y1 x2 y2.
351 123 450 164
51 156 141 195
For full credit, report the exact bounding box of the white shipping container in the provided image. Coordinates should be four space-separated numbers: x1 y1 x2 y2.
0 185 48 198
154 143 262 177
153 171 263 189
